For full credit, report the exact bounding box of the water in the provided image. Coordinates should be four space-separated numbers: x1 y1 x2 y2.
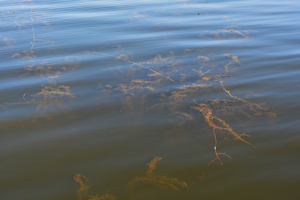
1 0 300 199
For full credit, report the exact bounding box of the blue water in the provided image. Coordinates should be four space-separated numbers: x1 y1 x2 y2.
0 0 300 199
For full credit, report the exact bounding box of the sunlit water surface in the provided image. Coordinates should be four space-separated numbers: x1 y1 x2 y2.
0 0 300 199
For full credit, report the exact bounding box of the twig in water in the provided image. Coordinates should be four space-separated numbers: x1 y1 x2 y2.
23 93 30 103
29 7 36 59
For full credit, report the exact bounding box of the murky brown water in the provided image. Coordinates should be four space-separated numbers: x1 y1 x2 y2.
1 0 300 199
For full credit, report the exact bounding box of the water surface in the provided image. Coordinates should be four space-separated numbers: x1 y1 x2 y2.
0 0 300 199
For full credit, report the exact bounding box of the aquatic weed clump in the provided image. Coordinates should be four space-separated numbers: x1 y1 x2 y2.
74 174 116 200
128 157 188 191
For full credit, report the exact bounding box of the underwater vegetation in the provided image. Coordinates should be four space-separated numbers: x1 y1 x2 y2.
191 105 256 165
0 0 81 128
1 0 277 199
128 157 188 191
198 26 257 39
74 157 187 199
74 174 116 200
94 47 276 186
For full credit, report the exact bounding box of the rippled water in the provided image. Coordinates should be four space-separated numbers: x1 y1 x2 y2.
1 0 300 199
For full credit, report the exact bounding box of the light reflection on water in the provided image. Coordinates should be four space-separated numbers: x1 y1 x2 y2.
0 0 300 199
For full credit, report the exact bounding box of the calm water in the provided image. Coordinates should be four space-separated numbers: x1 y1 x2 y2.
1 0 300 199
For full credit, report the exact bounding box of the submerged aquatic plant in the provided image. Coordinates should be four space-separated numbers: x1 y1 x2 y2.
128 157 188 191
95 48 274 165
189 103 260 186
4 0 276 195
74 174 90 200
0 0 81 128
199 26 257 39
74 174 116 200
192 105 257 164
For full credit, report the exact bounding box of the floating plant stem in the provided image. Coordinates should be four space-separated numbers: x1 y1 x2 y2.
93 52 176 83
23 92 30 103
